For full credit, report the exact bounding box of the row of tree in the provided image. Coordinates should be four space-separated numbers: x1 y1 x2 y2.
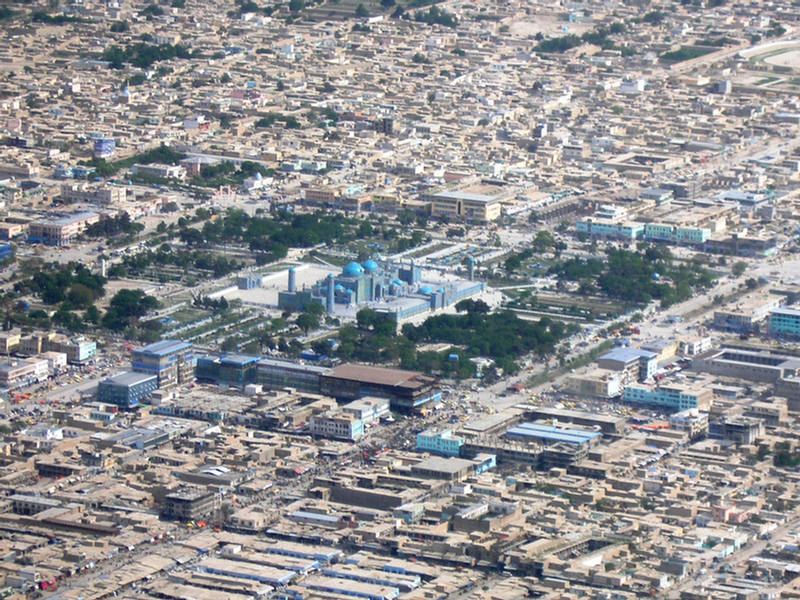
549 246 716 308
325 301 575 378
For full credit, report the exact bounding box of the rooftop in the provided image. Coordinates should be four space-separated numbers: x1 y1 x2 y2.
599 347 658 363
101 371 158 387
506 422 602 445
325 364 435 389
134 340 193 357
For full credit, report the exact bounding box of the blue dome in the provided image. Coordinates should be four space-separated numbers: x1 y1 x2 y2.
420 285 434 294
362 259 379 273
343 261 364 277
335 284 345 291
394 279 404 286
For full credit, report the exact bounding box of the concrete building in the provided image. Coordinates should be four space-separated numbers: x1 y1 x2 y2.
27 211 100 246
596 347 658 383
429 189 503 223
131 340 195 390
161 490 220 521
416 429 465 457
668 409 709 439
97 371 159 409
567 368 623 398
410 456 477 482
505 422 601 447
196 354 259 387
44 335 96 364
131 163 186 180
0 358 48 389
693 348 800 383
623 382 713 411
59 183 126 205
309 410 365 441
256 358 328 393
679 336 712 356
576 219 644 240
709 416 764 445
644 223 710 244
769 306 800 339
713 294 784 333
341 397 390 424
319 364 440 412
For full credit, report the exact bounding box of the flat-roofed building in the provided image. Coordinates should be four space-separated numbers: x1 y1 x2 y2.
714 293 784 333
9 494 61 515
59 182 126 205
410 456 476 482
624 381 713 411
693 348 800 383
199 557 295 587
27 211 100 246
416 429 464 457
320 363 439 412
576 218 644 240
161 489 220 521
196 354 259 387
300 575 399 600
567 368 623 398
519 406 624 434
596 347 658 383
97 371 158 409
679 335 712 356
0 357 48 389
641 339 679 362
44 335 96 364
769 306 800 339
709 416 764 445
341 396 390 424
425 182 511 223
309 410 365 441
505 422 602 447
131 340 195 390
256 358 328 394
0 331 20 354
668 408 709 439
131 163 186 180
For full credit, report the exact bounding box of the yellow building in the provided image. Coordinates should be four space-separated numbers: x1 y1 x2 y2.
428 185 506 223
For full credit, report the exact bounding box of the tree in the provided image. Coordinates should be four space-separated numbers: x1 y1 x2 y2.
305 301 325 318
533 230 556 253
66 283 96 310
357 308 378 330
355 3 369 17
505 254 522 272
102 289 159 331
84 305 100 324
746 278 759 290
732 261 747 277
296 313 319 335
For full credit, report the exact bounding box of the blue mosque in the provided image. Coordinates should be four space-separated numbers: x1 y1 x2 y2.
278 258 483 323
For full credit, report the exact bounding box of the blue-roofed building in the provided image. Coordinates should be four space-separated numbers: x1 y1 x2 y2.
265 543 343 563
131 340 195 390
196 353 260 387
505 422 602 446
97 371 158 409
300 576 399 600
596 347 658 383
